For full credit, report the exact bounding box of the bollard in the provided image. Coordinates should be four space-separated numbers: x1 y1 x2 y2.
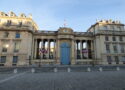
54 68 57 72
116 67 120 71
67 68 71 72
14 68 17 74
87 67 91 72
31 68 35 73
99 67 103 72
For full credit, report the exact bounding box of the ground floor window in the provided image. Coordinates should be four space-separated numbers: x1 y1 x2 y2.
107 56 112 64
114 56 119 64
0 56 6 63
13 56 18 63
121 56 125 64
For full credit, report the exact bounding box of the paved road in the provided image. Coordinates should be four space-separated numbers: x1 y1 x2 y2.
0 71 125 90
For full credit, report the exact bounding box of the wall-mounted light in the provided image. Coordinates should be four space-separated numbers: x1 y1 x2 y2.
5 44 9 48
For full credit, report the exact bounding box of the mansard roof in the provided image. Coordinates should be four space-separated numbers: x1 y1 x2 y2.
0 11 38 31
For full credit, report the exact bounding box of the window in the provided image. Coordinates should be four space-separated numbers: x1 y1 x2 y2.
112 36 116 41
0 56 6 63
114 56 119 64
119 36 123 41
104 25 108 30
6 20 11 26
18 22 22 27
117 26 121 30
14 41 20 52
2 41 9 52
120 45 125 53
13 56 18 63
113 45 117 53
110 25 115 30
105 36 109 41
2 47 7 52
106 44 110 53
107 56 112 64
121 56 125 64
4 32 9 38
15 32 20 38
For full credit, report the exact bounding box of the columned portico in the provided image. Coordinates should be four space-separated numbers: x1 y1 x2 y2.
31 27 94 65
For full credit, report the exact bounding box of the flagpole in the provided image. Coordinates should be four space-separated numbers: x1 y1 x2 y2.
63 19 67 27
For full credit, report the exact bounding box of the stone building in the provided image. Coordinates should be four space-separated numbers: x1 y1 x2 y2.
0 12 125 67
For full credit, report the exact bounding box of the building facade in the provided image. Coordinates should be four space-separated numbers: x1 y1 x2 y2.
0 12 125 67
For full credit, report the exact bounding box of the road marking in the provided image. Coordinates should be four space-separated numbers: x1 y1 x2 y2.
0 72 27 84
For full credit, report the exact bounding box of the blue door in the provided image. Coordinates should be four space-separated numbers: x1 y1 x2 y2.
60 43 70 65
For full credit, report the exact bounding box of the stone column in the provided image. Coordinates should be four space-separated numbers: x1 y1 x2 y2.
56 39 60 64
75 40 77 60
41 39 43 59
80 40 83 59
47 39 50 59
36 40 40 59
76 41 78 59
91 40 94 59
71 40 75 64
86 40 89 59
54 40 56 60
34 39 37 59
31 37 34 60
43 40 45 59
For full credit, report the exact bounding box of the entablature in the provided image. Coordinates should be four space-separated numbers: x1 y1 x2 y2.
95 30 125 35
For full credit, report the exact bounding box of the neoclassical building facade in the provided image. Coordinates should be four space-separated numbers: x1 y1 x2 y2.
0 12 125 66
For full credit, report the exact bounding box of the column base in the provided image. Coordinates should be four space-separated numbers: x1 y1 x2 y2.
71 60 75 65
56 58 60 64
